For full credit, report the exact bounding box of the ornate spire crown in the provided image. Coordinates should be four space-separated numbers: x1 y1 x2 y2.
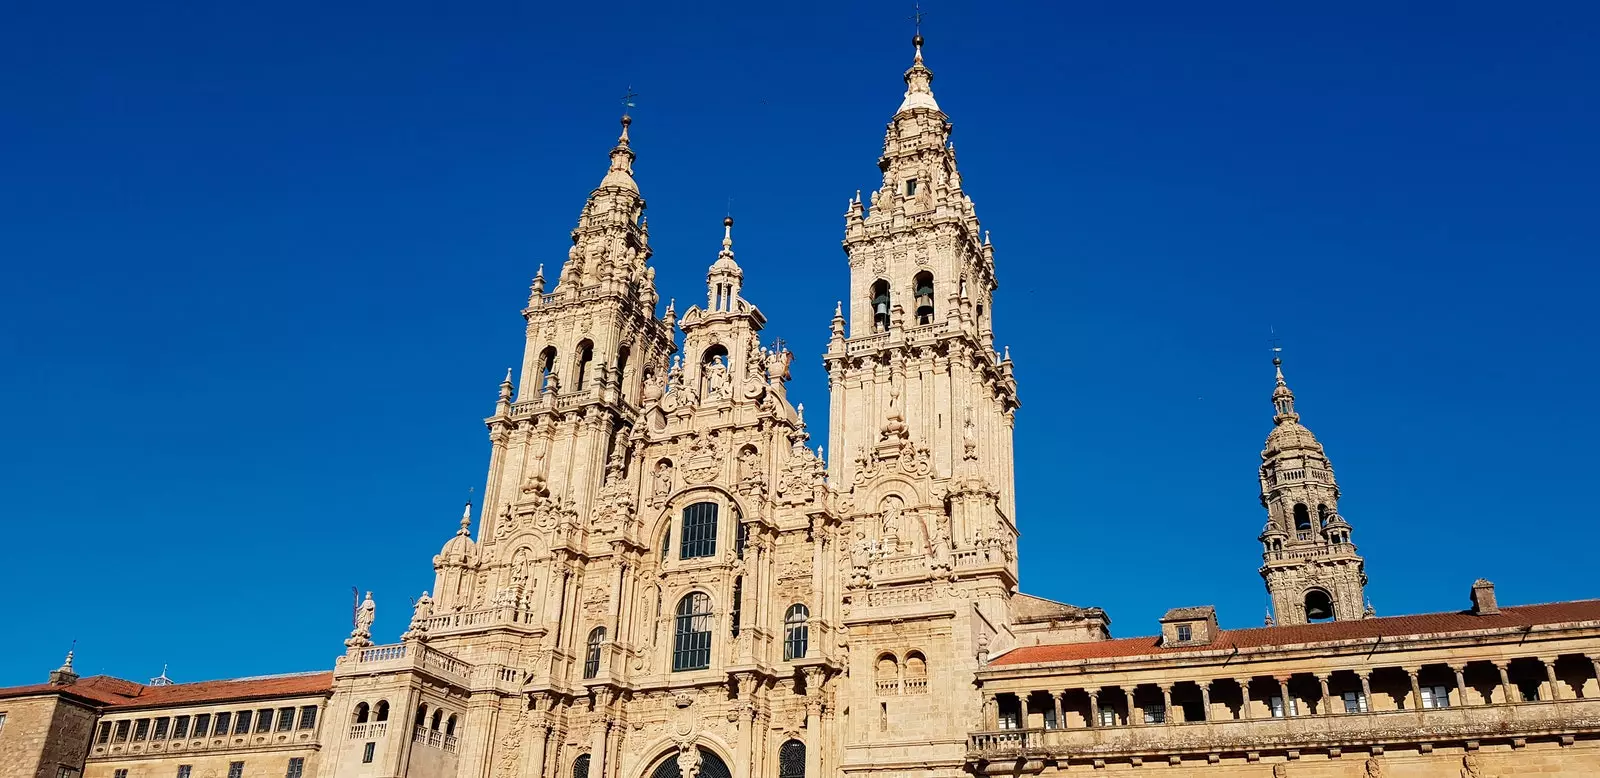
897 34 941 115
1272 357 1299 424
598 114 638 191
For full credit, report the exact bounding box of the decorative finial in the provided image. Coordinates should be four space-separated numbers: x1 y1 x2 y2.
834 300 843 318
459 501 472 534
503 367 513 383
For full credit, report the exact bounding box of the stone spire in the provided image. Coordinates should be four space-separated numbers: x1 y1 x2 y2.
1258 357 1367 625
598 115 638 192
896 34 942 115
705 216 743 313
49 646 78 685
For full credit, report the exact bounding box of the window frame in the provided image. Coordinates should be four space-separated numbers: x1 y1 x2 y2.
583 626 606 679
783 603 810 661
285 758 305 778
227 764 245 778
672 592 714 672
678 502 720 560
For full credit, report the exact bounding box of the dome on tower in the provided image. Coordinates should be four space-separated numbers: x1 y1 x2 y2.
437 503 478 563
1264 419 1324 456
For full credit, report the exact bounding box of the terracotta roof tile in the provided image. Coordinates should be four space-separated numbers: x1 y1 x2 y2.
0 672 333 710
988 599 1600 668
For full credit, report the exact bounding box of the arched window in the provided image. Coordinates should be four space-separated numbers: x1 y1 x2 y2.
414 704 427 728
574 340 595 390
650 748 730 778
903 651 928 688
913 271 934 325
871 279 891 333
538 346 558 391
352 702 369 724
584 627 606 679
1304 589 1335 621
679 502 719 559
445 715 457 737
430 709 443 731
778 740 806 778
1318 504 1330 528
673 592 714 672
572 754 591 778
1293 504 1311 531
373 700 389 722
784 604 810 661
875 653 899 694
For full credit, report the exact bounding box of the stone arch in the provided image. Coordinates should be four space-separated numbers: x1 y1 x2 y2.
875 652 900 693
574 339 596 390
646 486 749 565
635 741 735 778
1304 588 1335 621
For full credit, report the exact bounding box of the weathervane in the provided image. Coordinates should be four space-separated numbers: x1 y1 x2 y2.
620 86 639 116
909 2 926 35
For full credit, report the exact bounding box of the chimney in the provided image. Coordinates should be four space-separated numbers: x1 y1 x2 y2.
1470 579 1499 616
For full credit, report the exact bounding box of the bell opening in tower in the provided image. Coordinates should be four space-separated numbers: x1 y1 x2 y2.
914 271 934 324
871 279 891 333
1304 589 1335 621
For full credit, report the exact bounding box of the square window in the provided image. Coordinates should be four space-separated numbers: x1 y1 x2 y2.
363 742 376 763
256 709 273 733
297 706 318 730
905 178 918 196
172 716 190 739
1097 705 1117 727
1342 691 1368 713
1175 625 1192 642
133 719 151 741
153 718 170 740
286 757 305 778
113 771 127 778
193 714 211 738
1269 695 1298 718
234 711 252 735
1421 685 1452 709
60 769 82 778
228 761 245 778
97 722 112 745
679 502 719 559
276 708 295 732
211 712 230 736
114 720 131 742
1143 703 1165 725
178 766 193 778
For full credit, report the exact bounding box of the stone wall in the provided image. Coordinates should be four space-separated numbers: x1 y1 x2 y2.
1018 740 1600 776
83 749 320 778
0 694 95 778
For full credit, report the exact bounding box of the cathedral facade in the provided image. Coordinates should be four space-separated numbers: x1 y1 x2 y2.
5 36 1600 778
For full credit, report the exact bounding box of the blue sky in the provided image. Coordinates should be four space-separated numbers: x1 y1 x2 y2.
2 2 1596 686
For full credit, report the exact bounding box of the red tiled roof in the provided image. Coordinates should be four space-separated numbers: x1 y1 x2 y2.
988 600 1600 667
0 672 333 710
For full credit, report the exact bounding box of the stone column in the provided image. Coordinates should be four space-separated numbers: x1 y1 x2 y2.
1276 677 1293 718
1496 662 1513 704
983 692 998 729
588 706 610 778
461 695 500 778
1087 691 1100 728
1051 692 1063 730
1316 675 1332 716
733 674 756 778
804 668 825 778
1124 687 1141 726
520 719 551 778
1235 678 1253 720
1405 667 1422 710
1451 665 1469 706
1199 681 1211 722
1542 657 1562 700
1589 656 1600 700
1159 685 1173 725
1359 672 1373 712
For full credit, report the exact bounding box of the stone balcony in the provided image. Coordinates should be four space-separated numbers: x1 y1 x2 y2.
337 643 472 689
967 698 1600 768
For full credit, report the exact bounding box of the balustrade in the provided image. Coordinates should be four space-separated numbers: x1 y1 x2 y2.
348 723 387 740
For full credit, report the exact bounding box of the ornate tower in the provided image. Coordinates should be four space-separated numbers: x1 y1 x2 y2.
1258 357 1367 625
827 35 1022 778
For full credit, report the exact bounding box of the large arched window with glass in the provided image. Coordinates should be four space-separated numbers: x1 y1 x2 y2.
679 502 719 559
572 754 590 778
778 740 806 778
673 592 714 671
783 604 810 661
583 627 606 679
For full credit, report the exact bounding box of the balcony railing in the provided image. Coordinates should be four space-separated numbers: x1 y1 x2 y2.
967 698 1600 762
348 722 387 740
413 726 459 754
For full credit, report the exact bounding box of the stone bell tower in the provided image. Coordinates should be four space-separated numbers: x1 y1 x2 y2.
1258 357 1368 625
827 35 1022 778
